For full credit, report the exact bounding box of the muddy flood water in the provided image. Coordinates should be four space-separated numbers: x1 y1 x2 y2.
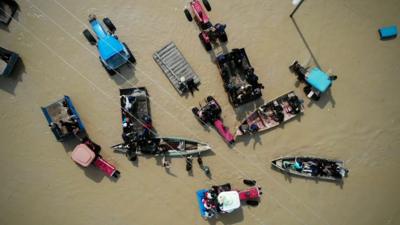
1 0 400 225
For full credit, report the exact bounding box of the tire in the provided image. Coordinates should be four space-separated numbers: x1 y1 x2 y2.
199 33 212 51
192 107 199 116
219 32 228 43
103 17 116 33
184 8 193 22
83 29 96 45
246 200 259 206
100 57 116 75
123 43 136 64
202 0 211 11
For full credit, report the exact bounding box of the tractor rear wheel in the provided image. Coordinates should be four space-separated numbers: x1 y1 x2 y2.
83 29 96 45
100 57 116 76
103 17 116 33
202 0 211 11
184 9 193 22
219 32 228 43
123 43 136 64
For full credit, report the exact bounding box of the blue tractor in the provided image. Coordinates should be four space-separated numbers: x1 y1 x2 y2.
82 14 136 75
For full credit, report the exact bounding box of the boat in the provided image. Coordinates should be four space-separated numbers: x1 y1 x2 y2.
0 0 18 26
215 48 264 107
196 183 262 219
235 91 304 137
0 46 20 77
41 95 86 141
111 136 212 158
119 87 156 142
271 156 349 181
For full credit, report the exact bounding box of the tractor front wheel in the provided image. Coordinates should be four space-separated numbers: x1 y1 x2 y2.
103 17 116 33
83 29 96 45
202 0 212 11
184 8 193 22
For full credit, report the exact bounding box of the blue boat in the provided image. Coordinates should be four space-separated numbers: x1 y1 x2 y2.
41 96 86 141
0 46 20 77
196 189 209 218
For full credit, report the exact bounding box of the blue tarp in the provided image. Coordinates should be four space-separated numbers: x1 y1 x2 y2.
306 68 332 93
379 25 397 40
196 189 208 218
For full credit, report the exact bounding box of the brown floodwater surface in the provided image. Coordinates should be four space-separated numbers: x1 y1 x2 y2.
0 0 399 225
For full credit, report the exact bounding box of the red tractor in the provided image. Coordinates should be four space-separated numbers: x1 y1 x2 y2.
184 0 228 51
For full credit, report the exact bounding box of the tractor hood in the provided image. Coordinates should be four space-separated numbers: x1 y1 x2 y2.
98 36 125 61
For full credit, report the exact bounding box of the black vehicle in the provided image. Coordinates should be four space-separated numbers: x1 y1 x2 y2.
0 46 20 77
215 48 264 107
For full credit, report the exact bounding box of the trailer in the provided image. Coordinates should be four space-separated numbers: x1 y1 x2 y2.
153 42 200 95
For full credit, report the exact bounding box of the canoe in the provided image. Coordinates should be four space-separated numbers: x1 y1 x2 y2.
119 87 156 141
112 136 212 157
235 91 303 137
215 48 264 107
271 156 349 181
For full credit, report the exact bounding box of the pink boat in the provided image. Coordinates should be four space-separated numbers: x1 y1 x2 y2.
71 143 120 178
192 96 234 144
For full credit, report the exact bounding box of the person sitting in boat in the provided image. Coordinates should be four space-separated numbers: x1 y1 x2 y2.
292 160 303 172
60 119 80 135
142 115 153 129
286 96 302 114
121 95 136 113
248 124 259 133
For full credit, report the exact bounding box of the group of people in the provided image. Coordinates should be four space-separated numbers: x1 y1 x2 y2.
219 49 264 105
285 160 344 178
197 101 221 124
49 101 82 138
202 183 232 218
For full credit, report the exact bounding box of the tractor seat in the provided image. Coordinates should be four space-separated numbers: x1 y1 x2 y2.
306 68 332 93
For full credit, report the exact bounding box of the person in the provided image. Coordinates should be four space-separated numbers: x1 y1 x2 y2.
186 155 193 171
292 160 303 172
60 119 80 135
162 155 170 169
329 75 338 81
126 142 138 161
81 136 101 156
249 124 259 133
197 155 203 167
290 61 307 82
121 95 136 113
49 122 62 134
186 78 198 94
